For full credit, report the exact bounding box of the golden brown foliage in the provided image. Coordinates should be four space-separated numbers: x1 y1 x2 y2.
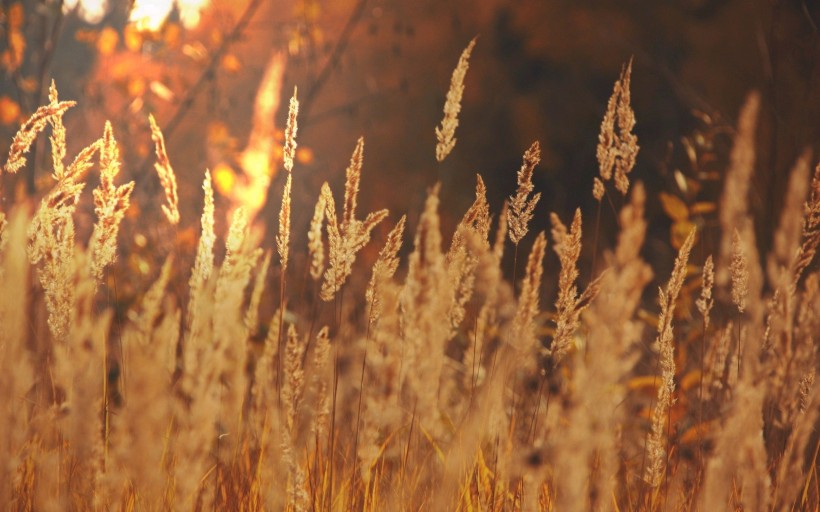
4 53 820 512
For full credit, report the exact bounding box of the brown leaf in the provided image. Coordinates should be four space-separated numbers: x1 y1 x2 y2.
659 191 689 222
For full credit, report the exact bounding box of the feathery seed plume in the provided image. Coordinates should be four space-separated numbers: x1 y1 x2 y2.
730 229 749 313
554 183 652 511
34 209 77 341
27 140 99 267
280 323 308 510
767 150 811 295
442 176 491 338
282 324 304 434
320 140 389 301
463 204 508 390
435 37 477 162
716 92 759 291
4 91 75 175
277 173 292 270
89 122 135 282
226 206 248 257
48 82 67 180
773 372 820 510
697 255 715 331
399 185 450 431
366 216 406 327
320 182 342 296
798 370 815 414
343 137 364 228
190 170 216 300
645 227 695 487
312 326 331 439
596 58 639 195
307 192 326 280
703 323 733 401
509 141 542 244
466 174 492 242
148 114 180 225
450 174 491 256
211 205 261 456
793 160 820 285
283 86 299 173
549 209 594 363
19 90 98 341
63 138 101 184
592 176 605 201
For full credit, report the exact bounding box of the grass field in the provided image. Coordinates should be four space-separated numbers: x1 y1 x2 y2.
1 48 820 511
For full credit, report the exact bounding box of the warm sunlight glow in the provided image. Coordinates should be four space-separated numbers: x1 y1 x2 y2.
176 0 210 29
130 0 210 31
129 0 173 32
63 0 109 25
65 0 209 30
231 53 285 219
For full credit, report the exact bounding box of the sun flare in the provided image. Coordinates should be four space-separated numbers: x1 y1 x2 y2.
63 0 210 30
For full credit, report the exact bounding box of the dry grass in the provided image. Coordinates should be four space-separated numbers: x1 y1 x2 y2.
148 113 180 226
2 56 820 512
435 37 477 163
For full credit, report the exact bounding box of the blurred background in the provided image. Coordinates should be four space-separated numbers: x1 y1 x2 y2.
1 0 819 296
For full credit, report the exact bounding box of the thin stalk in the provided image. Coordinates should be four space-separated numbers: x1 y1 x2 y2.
469 315 480 405
736 320 741 379
276 266 287 405
590 199 602 279
698 313 707 467
327 355 340 512
307 280 322 347
350 358 367 506
661 400 673 512
351 300 376 505
401 401 417 490
102 328 109 473
489 436 500 512
304 443 316 512
638 349 663 506
512 244 520 294
338 287 346 330
606 189 621 228
528 379 548 443
310 425 322 512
